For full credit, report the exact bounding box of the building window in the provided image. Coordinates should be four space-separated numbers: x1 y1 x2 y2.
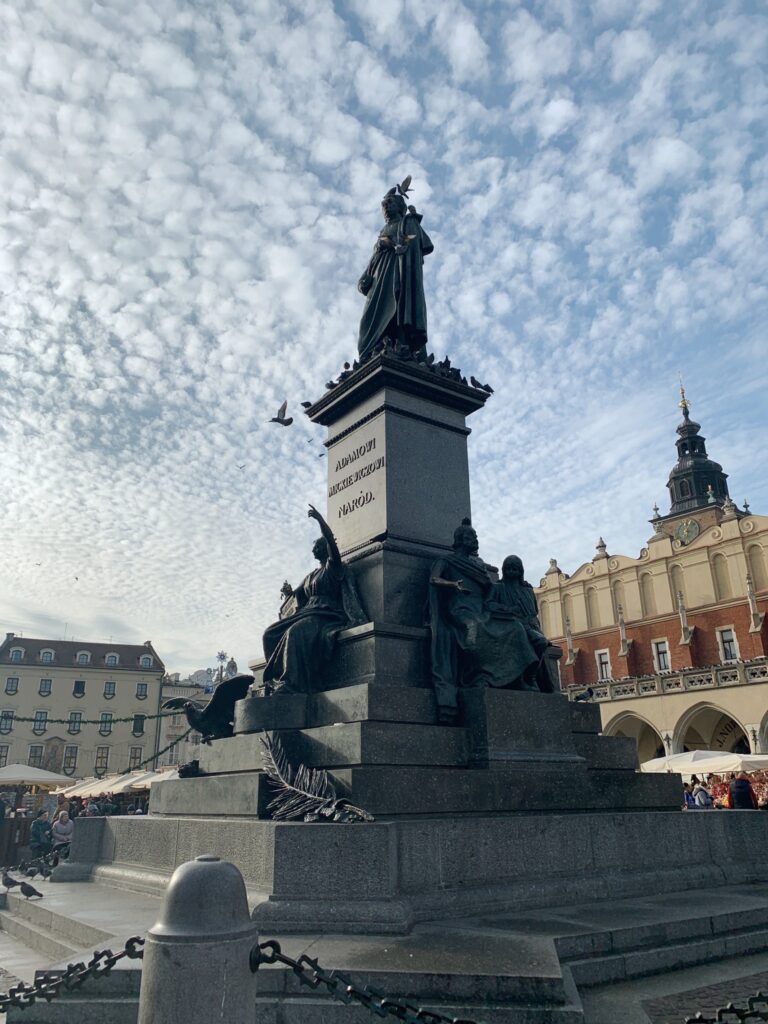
129 746 143 769
32 710 48 735
679 480 691 498
5 677 18 695
73 680 85 698
68 711 82 734
39 678 52 697
103 680 116 699
105 653 119 667
171 713 182 726
136 682 148 700
77 651 91 665
0 710 14 734
10 648 23 663
132 714 146 737
99 712 113 736
0 744 8 768
28 745 44 768
712 553 732 601
652 639 670 672
94 746 109 773
140 655 153 669
40 649 54 664
718 628 739 663
63 745 78 772
166 744 180 765
595 649 612 681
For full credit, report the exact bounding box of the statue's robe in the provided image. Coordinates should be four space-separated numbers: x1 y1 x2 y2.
429 553 538 712
358 212 433 360
262 563 365 694
491 578 555 693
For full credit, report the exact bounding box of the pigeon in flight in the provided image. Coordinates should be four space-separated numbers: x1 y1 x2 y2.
318 452 325 458
384 175 413 200
300 401 312 409
20 881 44 899
236 464 246 470
269 400 293 427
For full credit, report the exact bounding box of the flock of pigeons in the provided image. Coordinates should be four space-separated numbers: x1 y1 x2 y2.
1 852 60 899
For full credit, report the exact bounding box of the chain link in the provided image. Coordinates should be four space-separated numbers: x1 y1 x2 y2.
685 992 768 1023
0 936 144 1011
250 940 483 1024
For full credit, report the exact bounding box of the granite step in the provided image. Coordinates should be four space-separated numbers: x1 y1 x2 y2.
0 908 81 963
5 891 114 949
199 720 468 772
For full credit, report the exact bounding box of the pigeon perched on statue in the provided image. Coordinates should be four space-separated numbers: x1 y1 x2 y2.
162 674 253 742
20 881 43 899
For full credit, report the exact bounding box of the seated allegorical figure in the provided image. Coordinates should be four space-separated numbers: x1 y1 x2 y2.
429 520 544 723
488 555 557 693
261 504 366 696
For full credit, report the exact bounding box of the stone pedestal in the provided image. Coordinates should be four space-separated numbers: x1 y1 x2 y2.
306 353 488 626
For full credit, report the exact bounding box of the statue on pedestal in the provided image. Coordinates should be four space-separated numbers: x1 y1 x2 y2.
357 177 434 362
429 521 553 722
261 505 366 695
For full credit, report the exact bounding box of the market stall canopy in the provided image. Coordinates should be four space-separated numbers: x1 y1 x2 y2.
131 768 178 788
0 763 73 787
640 750 768 775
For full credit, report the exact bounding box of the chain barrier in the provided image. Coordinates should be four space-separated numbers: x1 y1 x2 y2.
0 936 145 1011
0 933 484 1022
251 939 483 1024
685 992 768 1023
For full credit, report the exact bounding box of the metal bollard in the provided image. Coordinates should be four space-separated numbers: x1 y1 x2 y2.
137 854 259 1024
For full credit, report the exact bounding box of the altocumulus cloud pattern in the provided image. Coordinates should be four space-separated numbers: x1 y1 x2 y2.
1 0 766 671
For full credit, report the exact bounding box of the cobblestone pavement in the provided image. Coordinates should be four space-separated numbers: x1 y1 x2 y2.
643 969 768 1023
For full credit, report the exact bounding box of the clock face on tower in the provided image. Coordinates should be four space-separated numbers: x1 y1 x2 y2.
675 519 700 545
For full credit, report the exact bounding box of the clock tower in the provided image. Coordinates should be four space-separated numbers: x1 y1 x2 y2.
651 386 737 543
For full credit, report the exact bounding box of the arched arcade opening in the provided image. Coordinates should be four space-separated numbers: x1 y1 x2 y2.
604 713 665 764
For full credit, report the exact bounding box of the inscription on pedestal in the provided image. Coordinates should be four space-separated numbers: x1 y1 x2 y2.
327 419 386 550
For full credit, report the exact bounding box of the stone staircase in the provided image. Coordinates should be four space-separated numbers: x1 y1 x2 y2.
6 881 768 1024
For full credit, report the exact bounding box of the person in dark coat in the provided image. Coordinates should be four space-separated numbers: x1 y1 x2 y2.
729 772 758 809
29 810 52 855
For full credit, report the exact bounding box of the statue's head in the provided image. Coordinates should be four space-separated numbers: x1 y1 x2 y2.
312 536 329 563
381 192 406 222
453 518 479 556
502 555 524 581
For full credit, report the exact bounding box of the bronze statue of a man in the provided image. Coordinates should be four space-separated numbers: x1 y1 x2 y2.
357 184 433 361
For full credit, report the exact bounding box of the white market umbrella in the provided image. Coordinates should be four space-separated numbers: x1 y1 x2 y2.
640 750 768 775
131 768 178 788
0 763 73 787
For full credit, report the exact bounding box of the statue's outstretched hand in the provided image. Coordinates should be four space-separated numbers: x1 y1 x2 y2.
308 504 322 522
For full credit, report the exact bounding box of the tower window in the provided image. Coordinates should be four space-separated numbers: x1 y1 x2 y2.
679 480 691 498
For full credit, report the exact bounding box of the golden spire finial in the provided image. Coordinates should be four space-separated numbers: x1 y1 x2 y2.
678 374 691 417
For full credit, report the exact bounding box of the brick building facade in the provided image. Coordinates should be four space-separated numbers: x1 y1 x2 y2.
534 389 768 762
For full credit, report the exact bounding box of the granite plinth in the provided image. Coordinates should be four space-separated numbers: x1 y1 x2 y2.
64 811 768 935
205 720 467 771
307 355 487 560
248 622 431 695
461 690 584 767
234 682 437 734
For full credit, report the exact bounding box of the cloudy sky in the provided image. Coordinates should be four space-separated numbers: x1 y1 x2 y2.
1 0 766 674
